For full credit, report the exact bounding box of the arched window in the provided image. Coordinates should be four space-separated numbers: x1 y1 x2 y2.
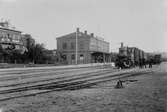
80 54 84 60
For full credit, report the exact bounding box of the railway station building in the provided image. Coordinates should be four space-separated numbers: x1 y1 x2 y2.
56 28 110 64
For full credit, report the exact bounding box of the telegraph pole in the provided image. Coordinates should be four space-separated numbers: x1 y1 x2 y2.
75 28 79 64
103 41 105 64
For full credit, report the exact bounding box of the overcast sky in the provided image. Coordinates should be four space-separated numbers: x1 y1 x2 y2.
0 0 167 52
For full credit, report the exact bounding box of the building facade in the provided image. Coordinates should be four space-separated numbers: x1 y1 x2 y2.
0 21 26 53
56 28 110 64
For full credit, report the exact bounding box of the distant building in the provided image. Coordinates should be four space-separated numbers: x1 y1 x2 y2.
43 49 58 64
56 28 110 64
0 21 26 53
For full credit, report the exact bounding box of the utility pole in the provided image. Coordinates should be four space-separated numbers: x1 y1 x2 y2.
103 52 105 63
103 42 105 64
75 28 79 64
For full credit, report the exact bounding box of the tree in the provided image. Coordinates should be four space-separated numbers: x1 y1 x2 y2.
25 43 47 64
0 45 4 63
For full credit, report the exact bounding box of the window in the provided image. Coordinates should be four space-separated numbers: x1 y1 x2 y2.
62 43 67 49
79 42 84 50
62 55 67 60
80 54 84 60
71 54 75 60
71 42 75 49
1 38 4 42
8 34 12 41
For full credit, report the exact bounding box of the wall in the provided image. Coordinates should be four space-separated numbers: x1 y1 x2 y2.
57 32 91 64
57 31 110 65
0 28 22 45
89 37 109 53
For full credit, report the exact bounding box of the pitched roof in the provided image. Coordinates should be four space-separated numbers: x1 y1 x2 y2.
0 27 21 33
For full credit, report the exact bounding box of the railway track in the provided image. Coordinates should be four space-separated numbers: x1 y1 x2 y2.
0 68 113 89
0 65 110 78
0 69 112 89
0 67 109 82
0 64 111 75
0 68 153 102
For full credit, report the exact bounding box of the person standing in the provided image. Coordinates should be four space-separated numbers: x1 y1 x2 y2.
149 59 153 68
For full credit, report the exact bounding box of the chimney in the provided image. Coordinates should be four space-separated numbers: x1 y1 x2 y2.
76 28 80 33
84 30 87 35
90 33 94 37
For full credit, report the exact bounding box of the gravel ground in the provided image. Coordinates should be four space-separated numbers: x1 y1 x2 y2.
0 63 167 112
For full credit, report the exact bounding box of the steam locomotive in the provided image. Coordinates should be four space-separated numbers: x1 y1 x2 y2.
115 44 161 69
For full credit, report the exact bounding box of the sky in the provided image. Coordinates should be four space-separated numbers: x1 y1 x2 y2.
0 0 167 52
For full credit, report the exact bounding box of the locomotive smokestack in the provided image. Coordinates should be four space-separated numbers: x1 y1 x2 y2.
121 42 124 48
84 30 87 35
91 33 94 37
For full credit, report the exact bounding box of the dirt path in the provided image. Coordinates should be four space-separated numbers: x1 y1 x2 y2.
0 63 167 112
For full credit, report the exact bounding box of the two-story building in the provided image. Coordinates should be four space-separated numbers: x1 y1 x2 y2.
0 21 26 53
56 28 110 64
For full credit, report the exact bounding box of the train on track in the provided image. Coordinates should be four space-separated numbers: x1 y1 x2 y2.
115 43 161 69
